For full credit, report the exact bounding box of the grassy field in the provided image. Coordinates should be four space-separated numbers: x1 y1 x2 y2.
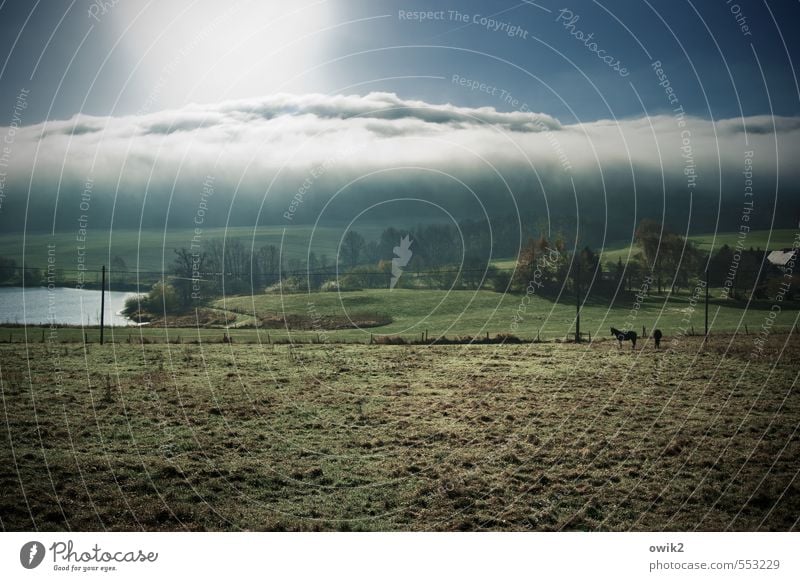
216 288 800 342
0 286 797 345
0 225 386 274
596 229 799 267
7 227 797 276
1 333 798 531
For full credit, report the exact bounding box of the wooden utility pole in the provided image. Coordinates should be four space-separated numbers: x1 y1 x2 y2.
704 269 709 338
100 265 105 345
575 258 581 343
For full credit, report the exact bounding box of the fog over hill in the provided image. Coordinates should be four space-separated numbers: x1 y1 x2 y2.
1 92 798 241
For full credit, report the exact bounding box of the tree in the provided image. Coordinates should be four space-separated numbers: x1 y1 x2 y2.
256 244 281 287
173 248 204 308
460 256 489 289
148 281 181 314
111 255 128 285
513 237 538 289
364 241 381 264
491 268 512 293
341 230 366 268
22 267 42 287
614 257 625 287
0 257 18 284
513 235 563 292
635 219 665 292
709 245 733 288
571 246 600 293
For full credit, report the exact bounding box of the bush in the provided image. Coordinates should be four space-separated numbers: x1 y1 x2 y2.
150 282 182 313
320 280 340 292
122 294 147 317
264 276 308 293
491 270 512 293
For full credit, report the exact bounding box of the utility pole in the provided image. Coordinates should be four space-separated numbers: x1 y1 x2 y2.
575 257 581 343
100 264 105 345
704 269 709 339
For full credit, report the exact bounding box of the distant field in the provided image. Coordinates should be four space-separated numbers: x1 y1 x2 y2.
0 225 386 274
1 335 797 531
597 229 799 267
216 288 800 342
3 227 796 276
1 286 797 345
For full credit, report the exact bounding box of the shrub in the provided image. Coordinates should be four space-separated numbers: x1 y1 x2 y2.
153 282 182 313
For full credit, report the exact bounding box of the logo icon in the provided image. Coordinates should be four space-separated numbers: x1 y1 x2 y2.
20 541 45 569
390 235 413 290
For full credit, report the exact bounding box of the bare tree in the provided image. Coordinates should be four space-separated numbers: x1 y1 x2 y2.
341 230 366 268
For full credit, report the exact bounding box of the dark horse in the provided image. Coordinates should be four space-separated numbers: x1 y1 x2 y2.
611 327 637 349
653 329 663 349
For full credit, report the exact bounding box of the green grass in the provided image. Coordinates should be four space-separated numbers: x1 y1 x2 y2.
1 286 796 345
688 229 798 252
596 229 799 267
1 335 797 531
215 288 799 342
8 227 797 275
0 225 385 274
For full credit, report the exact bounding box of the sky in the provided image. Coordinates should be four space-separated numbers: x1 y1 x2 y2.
0 0 798 238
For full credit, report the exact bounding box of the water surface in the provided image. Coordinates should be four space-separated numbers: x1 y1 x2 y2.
0 286 136 326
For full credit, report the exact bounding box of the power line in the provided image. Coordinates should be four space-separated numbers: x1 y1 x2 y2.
0 264 523 276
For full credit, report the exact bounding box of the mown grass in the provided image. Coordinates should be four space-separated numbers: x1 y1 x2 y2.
1 285 797 345
217 288 800 342
1 333 798 531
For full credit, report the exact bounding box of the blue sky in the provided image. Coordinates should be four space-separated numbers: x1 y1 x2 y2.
1 0 798 124
1 1 799 235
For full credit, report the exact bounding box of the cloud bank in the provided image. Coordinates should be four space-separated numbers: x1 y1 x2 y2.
1 92 798 237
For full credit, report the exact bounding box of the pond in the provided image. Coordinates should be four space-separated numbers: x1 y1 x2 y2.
0 286 138 326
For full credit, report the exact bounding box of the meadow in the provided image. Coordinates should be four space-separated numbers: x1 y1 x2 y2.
0 285 797 346
0 225 386 275
595 229 799 266
2 229 798 531
6 227 796 280
1 333 797 531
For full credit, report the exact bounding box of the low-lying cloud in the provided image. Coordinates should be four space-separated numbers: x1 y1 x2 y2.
1 92 798 236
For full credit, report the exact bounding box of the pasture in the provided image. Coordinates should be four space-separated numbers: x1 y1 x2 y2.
0 225 386 274
596 229 799 266
0 286 797 345
1 333 798 531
